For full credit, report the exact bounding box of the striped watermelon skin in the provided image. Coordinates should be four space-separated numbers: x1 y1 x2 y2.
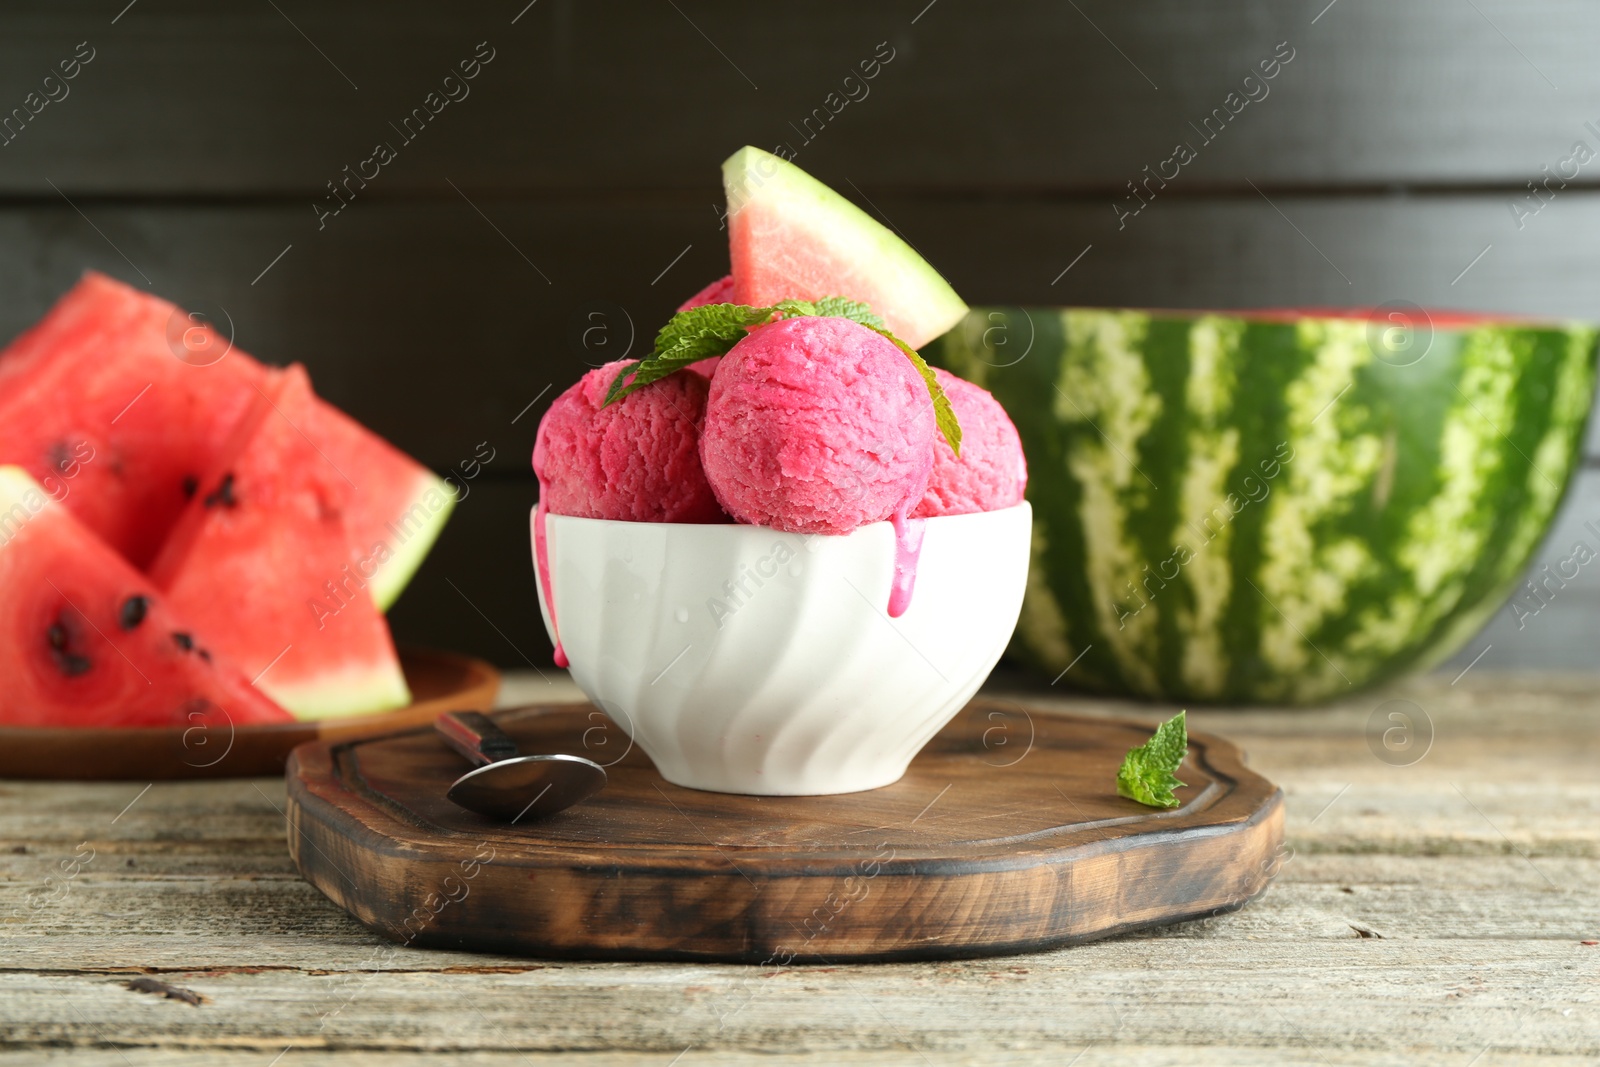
925 308 1599 704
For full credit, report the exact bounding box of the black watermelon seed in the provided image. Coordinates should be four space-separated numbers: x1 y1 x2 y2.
119 595 150 631
171 631 194 652
203 473 237 509
47 617 90 677
182 475 199 499
197 648 212 663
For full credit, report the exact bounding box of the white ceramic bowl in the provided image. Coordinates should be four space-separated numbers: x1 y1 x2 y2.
531 503 1031 795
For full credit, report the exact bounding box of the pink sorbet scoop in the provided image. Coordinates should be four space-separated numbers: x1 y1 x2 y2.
699 316 935 534
913 367 1028 517
678 275 734 311
533 360 727 523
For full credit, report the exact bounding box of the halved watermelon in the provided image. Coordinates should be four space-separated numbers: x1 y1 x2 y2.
0 466 291 728
149 366 412 720
926 305 1599 704
723 146 968 349
0 272 453 608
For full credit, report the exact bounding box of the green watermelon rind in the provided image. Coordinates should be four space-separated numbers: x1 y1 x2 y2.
0 465 52 526
723 146 968 348
0 459 435 719
926 307 1600 706
266 668 411 721
368 471 456 612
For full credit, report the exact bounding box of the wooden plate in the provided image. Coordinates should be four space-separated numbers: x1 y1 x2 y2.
0 648 499 781
286 700 1284 962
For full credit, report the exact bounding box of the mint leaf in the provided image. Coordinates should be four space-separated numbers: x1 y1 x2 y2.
604 304 775 404
771 296 884 327
1116 710 1188 809
772 298 817 318
810 296 886 329
868 327 961 457
603 299 961 455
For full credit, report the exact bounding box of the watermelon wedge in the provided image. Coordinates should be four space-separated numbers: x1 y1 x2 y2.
723 146 968 349
0 272 453 608
0 466 291 728
150 366 412 720
0 274 258 569
313 401 456 611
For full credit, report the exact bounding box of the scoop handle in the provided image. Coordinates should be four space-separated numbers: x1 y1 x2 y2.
435 711 520 767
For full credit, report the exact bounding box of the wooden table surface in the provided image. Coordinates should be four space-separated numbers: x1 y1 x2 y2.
3 672 1597 1066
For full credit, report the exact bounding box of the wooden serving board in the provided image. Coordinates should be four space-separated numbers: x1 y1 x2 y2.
0 648 499 780
286 700 1284 961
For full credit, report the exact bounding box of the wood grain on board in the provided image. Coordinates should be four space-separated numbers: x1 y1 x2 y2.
285 701 1285 961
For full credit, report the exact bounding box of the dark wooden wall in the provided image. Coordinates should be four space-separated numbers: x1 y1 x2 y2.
4 0 1598 671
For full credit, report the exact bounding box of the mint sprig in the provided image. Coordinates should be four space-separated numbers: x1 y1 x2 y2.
868 324 962 458
603 298 961 455
1116 711 1188 809
604 303 781 403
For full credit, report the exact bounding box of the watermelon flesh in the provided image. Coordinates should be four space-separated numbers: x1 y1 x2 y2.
150 366 412 719
0 272 453 608
723 146 968 350
0 274 258 569
0 467 291 728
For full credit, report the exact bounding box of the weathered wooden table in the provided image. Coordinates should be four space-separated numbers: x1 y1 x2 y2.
3 672 1596 1065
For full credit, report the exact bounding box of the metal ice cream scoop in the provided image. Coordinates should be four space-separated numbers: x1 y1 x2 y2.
435 710 605 822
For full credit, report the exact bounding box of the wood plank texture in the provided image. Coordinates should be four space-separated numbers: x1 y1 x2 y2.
1 674 1598 1063
5 2 1600 668
6 193 1600 468
2 4 1598 1060
0 1 1597 194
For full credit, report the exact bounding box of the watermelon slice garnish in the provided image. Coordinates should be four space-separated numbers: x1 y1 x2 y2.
149 366 412 720
0 272 453 609
0 466 291 728
723 146 968 350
